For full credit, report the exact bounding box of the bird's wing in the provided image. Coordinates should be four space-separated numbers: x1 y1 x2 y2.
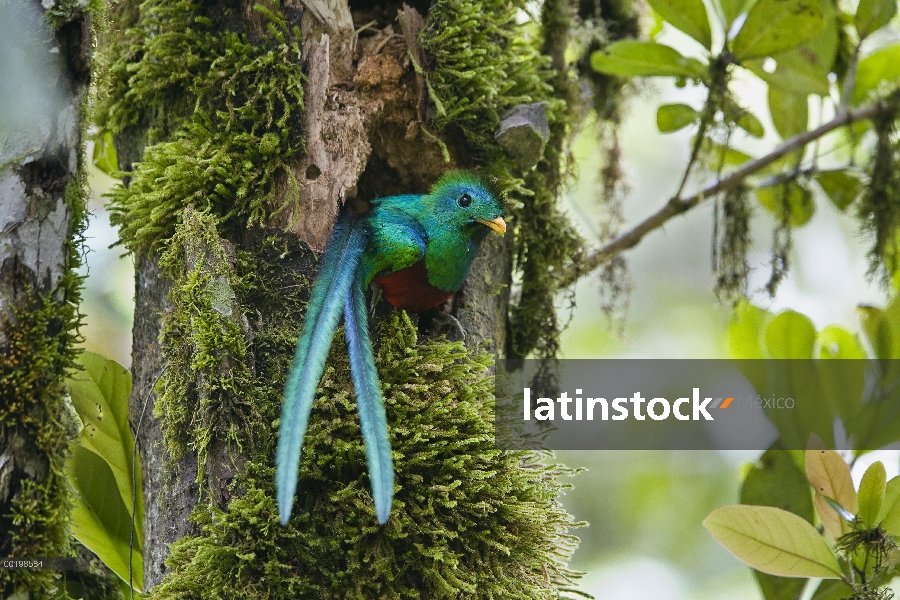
344 275 394 524
360 207 426 285
277 213 368 525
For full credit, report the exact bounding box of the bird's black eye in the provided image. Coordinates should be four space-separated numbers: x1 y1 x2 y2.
458 193 472 208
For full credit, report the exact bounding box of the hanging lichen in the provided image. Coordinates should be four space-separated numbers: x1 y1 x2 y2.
859 97 900 286
713 185 751 302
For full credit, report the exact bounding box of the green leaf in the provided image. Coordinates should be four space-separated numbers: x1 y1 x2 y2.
704 505 842 578
757 183 815 227
810 579 855 600
806 439 857 540
66 351 143 549
817 325 866 359
740 445 815 600
815 170 863 211
852 44 900 104
816 327 866 424
731 0 827 61
857 461 886 527
765 310 815 359
591 41 707 78
768 88 808 140
737 109 766 138
91 131 119 177
879 476 900 535
657 103 701 132
728 300 773 359
746 56 831 96
855 0 897 40
720 0 758 29
68 444 143 592
646 0 713 49
705 141 755 169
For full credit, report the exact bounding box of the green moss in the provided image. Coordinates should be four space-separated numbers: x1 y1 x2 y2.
420 0 586 361
154 314 583 599
105 2 305 253
0 168 88 598
156 209 260 483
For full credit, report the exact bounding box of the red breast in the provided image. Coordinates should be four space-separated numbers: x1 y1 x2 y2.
372 260 453 313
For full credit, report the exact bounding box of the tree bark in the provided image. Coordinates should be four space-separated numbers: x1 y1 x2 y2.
0 1 91 595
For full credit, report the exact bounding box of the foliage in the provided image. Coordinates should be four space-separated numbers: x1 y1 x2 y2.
591 0 900 295
707 453 900 600
65 351 144 592
705 293 900 600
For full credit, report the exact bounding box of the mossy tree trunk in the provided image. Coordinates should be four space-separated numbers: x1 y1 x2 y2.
103 0 631 595
0 2 91 596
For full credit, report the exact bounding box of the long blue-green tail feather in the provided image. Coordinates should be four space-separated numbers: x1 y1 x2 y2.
345 275 394 525
277 213 367 525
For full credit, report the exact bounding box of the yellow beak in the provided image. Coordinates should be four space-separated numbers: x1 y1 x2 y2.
476 216 507 234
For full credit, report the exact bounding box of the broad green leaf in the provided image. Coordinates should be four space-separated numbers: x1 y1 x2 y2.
852 44 900 104
721 0 757 28
857 461 886 527
647 0 713 49
736 109 765 138
66 351 143 549
817 327 866 422
879 476 900 534
741 447 815 600
91 131 119 177
68 444 143 592
765 310 816 358
731 0 827 60
858 305 886 357
810 579 855 600
591 41 707 78
768 88 808 140
728 300 772 359
855 0 897 40
815 170 863 211
744 0 836 97
806 439 857 539
817 325 866 359
705 141 754 169
657 103 701 132
746 56 830 96
757 183 815 227
704 505 842 578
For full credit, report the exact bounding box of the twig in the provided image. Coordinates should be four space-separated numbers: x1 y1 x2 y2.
564 99 885 286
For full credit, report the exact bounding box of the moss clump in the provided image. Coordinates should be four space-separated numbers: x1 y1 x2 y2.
154 313 583 599
420 0 586 361
0 172 88 596
155 209 260 482
105 2 305 253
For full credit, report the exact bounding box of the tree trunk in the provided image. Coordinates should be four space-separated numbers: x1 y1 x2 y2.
0 1 91 596
106 0 587 595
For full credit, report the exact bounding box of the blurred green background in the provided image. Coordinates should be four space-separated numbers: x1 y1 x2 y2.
75 31 900 600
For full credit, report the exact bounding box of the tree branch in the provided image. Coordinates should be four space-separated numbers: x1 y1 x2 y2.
565 99 886 286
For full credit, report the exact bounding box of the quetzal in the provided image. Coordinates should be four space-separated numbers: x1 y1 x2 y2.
276 170 506 525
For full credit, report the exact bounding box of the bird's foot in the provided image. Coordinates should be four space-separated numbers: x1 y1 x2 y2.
369 284 383 317
432 312 467 342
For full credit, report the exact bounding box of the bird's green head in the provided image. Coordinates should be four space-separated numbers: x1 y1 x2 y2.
428 170 506 236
